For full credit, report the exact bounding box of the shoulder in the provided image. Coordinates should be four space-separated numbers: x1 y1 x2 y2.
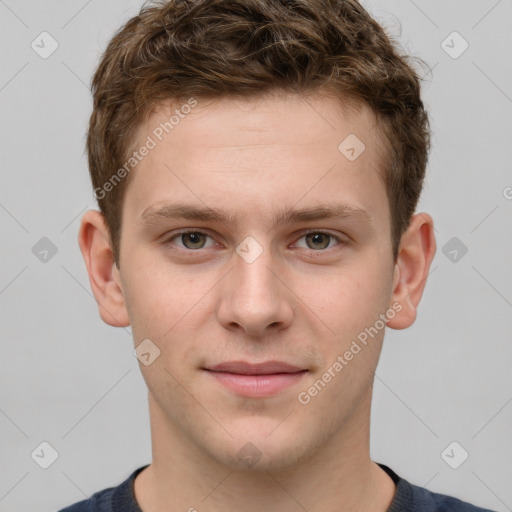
56 465 148 512
410 482 497 511
377 463 497 512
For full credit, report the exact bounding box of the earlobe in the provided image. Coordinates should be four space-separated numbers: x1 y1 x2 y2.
386 212 436 330
77 210 130 328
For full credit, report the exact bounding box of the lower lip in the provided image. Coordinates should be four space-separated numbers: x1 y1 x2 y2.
205 370 307 397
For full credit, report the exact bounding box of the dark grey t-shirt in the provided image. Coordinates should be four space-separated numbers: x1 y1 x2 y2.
58 463 497 511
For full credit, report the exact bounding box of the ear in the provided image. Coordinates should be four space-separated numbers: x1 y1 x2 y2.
387 212 436 330
77 209 130 327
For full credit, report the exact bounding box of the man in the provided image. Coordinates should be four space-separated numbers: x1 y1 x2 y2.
60 0 496 510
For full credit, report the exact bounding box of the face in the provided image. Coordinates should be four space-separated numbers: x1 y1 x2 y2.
114 91 398 472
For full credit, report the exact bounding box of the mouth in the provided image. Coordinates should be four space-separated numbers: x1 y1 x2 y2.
203 360 308 397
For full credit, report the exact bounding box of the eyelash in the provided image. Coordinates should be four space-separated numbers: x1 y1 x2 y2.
161 229 347 254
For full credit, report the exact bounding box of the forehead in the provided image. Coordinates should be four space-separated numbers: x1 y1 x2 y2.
123 91 389 231
135 90 381 155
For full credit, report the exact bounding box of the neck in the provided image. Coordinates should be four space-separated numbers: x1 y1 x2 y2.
134 388 396 512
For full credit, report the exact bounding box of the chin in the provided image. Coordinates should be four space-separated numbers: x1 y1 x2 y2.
204 425 315 474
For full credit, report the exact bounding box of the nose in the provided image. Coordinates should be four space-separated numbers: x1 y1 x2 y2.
216 241 295 338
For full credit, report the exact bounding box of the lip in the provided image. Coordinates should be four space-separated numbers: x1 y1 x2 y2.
204 360 307 398
207 360 305 375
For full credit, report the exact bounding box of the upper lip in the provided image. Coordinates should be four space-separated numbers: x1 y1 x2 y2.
205 360 306 375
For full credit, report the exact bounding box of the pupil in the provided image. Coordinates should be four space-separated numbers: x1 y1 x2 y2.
309 233 328 249
185 232 203 248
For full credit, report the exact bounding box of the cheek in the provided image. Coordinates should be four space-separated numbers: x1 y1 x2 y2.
310 259 391 334
121 254 218 372
121 254 188 338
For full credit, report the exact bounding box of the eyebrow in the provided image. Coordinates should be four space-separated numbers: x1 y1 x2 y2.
139 202 373 230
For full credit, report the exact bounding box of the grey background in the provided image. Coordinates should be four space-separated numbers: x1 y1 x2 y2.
0 0 511 510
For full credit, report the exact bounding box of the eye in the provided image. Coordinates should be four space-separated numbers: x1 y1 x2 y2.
294 230 345 251
161 229 346 253
163 230 216 250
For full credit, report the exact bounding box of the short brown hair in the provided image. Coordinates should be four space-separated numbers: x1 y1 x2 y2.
87 0 431 267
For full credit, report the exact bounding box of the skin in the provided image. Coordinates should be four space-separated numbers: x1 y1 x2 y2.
78 90 436 512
